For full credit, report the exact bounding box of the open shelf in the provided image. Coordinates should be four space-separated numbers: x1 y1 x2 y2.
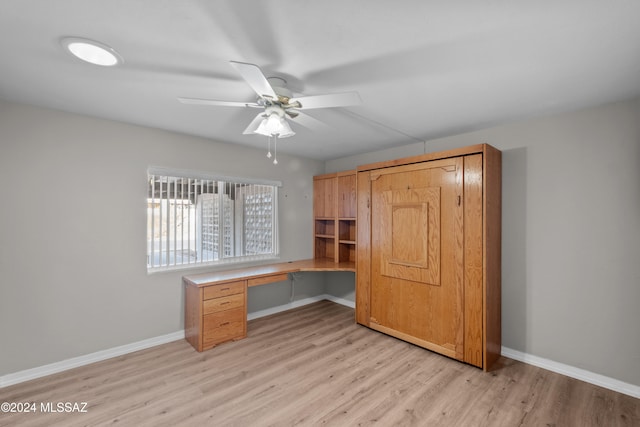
315 219 335 236
314 170 357 264
314 236 336 261
339 219 356 242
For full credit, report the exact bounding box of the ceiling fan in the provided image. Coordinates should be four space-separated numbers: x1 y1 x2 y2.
178 61 362 138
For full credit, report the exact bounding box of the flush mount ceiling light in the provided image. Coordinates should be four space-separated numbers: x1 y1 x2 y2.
61 37 122 66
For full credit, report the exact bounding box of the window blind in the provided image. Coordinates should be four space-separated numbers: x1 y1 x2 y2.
147 169 279 272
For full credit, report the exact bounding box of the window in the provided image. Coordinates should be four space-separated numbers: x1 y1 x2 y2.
147 168 280 272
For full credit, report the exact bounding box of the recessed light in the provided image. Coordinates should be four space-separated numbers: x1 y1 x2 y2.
61 37 122 66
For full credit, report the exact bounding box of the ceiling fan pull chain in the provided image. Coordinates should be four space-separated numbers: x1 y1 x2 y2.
273 135 278 165
266 135 272 159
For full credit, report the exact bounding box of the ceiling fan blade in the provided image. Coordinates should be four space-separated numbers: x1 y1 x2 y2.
289 92 361 109
288 111 329 131
178 97 261 108
242 112 266 134
230 61 277 100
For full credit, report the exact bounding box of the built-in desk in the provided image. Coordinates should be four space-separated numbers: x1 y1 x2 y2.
183 259 355 351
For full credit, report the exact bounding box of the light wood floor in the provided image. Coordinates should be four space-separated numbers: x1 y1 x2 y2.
1 301 638 426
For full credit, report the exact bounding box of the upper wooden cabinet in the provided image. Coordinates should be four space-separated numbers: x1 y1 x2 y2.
313 170 357 265
313 174 336 219
355 144 501 371
337 172 357 219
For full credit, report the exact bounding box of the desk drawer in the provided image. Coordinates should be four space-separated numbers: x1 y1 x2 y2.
203 280 245 300
248 273 289 287
203 307 245 347
203 292 244 315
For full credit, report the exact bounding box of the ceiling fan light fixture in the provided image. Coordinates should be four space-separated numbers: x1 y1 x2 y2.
61 37 122 66
276 118 295 138
254 113 295 138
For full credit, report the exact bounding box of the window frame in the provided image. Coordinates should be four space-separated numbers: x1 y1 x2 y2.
146 166 281 273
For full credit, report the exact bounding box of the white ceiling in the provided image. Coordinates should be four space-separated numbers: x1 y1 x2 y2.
1 1 639 161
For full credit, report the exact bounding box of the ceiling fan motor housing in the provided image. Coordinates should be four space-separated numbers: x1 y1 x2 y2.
264 105 285 118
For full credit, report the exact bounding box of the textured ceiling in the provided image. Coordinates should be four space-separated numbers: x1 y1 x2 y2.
1 0 639 160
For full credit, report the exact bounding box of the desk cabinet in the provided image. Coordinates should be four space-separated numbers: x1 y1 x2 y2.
183 260 355 352
185 279 247 352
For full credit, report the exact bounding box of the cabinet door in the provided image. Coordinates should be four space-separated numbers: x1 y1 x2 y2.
369 156 464 360
337 173 357 218
313 176 336 218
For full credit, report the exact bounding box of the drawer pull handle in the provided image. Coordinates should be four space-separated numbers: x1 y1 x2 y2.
220 322 230 326
221 288 230 291
221 301 230 305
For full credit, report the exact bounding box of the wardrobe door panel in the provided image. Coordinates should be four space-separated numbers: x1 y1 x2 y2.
464 154 484 367
379 187 441 285
369 157 464 360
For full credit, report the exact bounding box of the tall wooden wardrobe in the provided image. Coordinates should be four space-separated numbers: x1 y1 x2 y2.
355 144 501 371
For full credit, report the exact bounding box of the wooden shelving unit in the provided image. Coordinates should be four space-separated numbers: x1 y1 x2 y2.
313 170 356 264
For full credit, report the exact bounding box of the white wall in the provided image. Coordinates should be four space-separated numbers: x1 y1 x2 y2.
0 100 325 376
2 97 639 389
325 97 640 387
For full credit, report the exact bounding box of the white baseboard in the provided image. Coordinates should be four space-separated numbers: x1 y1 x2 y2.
0 331 185 388
0 297 351 388
501 346 640 399
4 301 637 400
247 295 328 320
323 294 356 309
247 294 354 320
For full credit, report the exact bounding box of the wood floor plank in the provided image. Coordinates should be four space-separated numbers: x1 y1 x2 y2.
0 300 638 427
